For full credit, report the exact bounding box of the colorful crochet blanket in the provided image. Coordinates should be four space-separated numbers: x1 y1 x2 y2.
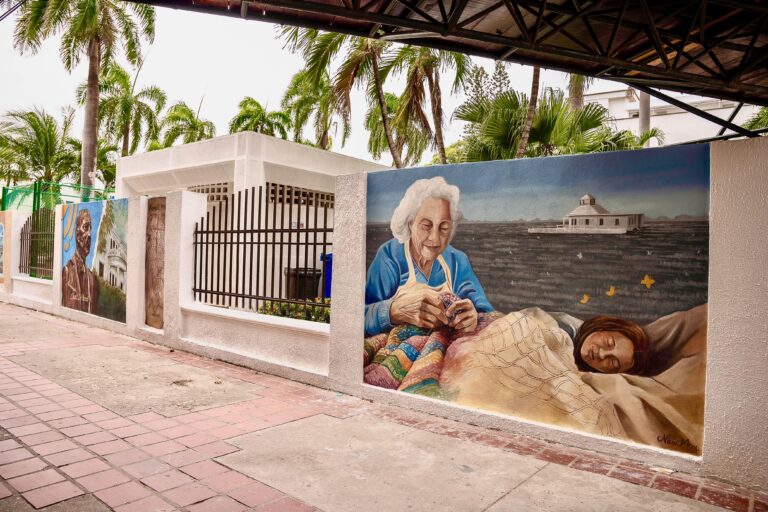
363 312 501 398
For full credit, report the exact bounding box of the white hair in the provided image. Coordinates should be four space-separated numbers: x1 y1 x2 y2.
390 176 462 243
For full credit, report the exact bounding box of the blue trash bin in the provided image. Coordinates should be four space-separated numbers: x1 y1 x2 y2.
320 253 332 298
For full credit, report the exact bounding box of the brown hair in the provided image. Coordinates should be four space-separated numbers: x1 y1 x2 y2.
573 316 650 375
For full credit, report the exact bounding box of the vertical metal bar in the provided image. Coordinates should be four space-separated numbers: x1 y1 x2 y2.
256 186 263 311
286 186 293 302
204 210 211 304
241 188 249 310
270 183 277 300
193 220 199 301
312 191 319 300
262 185 269 307
321 201 328 300
215 204 223 306
303 189 310 301
249 187 256 311
295 187 303 301
278 184 285 302
228 192 235 307
235 190 242 309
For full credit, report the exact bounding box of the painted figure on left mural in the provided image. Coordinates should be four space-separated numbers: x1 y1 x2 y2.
61 199 128 322
61 210 99 314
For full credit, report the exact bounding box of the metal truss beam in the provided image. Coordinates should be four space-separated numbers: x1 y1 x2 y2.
630 84 758 137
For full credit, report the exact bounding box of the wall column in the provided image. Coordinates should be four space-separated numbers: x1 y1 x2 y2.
328 172 367 392
163 191 207 341
125 196 147 334
704 137 768 489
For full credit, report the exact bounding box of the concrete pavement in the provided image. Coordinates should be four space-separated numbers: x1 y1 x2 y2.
0 302 762 511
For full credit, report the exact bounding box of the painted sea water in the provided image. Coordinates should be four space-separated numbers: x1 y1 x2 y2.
366 220 708 325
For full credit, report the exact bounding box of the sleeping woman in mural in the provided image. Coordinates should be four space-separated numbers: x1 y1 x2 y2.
364 175 708 455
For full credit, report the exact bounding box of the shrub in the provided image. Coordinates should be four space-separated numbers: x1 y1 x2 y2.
257 298 330 323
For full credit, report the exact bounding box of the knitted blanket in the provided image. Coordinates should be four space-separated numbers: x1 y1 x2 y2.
363 312 501 398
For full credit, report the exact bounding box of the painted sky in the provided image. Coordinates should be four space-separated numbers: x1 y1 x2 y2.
367 144 710 222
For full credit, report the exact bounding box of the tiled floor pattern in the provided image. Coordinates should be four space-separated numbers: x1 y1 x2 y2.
0 303 765 511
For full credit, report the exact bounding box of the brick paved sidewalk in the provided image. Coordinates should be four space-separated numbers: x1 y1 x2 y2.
0 303 764 512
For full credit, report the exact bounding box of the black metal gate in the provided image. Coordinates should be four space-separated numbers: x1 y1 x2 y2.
192 183 333 318
19 208 55 279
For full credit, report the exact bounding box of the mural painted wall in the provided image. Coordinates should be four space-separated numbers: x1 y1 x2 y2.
364 145 709 455
0 212 5 281
145 197 166 329
61 199 128 322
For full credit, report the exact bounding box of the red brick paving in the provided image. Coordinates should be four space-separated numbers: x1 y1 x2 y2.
141 469 194 492
0 307 762 512
76 468 132 492
7 468 65 492
22 480 83 508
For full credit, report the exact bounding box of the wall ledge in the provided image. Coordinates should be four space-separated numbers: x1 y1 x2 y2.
12 275 53 286
180 302 330 337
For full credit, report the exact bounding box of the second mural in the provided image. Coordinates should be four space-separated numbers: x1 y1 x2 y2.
61 199 128 322
364 145 709 455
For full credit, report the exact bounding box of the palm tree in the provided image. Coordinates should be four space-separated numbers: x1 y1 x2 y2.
76 62 166 157
281 69 349 149
365 92 430 167
517 65 541 158
281 28 402 167
334 37 400 166
229 97 291 139
382 45 470 164
454 88 664 162
67 138 118 188
454 90 528 161
0 120 26 186
743 107 768 130
13 0 155 187
160 101 216 147
568 74 595 111
3 108 79 183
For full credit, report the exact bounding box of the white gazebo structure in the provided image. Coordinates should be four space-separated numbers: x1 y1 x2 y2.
529 194 644 234
116 132 387 200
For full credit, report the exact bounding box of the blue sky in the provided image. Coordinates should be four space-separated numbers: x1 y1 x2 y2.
367 144 710 222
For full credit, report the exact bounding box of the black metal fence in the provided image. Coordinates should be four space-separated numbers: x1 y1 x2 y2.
19 208 55 279
192 183 333 318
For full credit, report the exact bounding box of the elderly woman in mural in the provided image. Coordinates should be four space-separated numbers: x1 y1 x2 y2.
365 177 494 337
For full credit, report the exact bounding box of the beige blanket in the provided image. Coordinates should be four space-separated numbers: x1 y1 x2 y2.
440 307 705 454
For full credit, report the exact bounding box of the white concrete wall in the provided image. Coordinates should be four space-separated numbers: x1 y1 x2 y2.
704 137 768 491
2 137 768 492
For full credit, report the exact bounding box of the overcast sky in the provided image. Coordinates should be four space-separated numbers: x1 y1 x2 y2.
1 6 626 166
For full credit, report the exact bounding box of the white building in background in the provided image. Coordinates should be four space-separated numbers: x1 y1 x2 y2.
584 88 760 146
92 231 127 291
528 194 644 235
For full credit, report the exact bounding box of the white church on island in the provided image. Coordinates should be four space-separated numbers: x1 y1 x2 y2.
528 194 644 234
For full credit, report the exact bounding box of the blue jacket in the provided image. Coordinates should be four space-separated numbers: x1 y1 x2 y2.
364 238 493 336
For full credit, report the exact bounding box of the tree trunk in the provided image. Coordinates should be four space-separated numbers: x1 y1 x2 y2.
426 69 447 164
639 91 651 147
121 122 130 157
319 129 329 150
569 74 584 111
81 36 101 188
517 65 540 158
371 56 403 168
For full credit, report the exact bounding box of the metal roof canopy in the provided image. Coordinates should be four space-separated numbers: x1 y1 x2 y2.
127 0 768 117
